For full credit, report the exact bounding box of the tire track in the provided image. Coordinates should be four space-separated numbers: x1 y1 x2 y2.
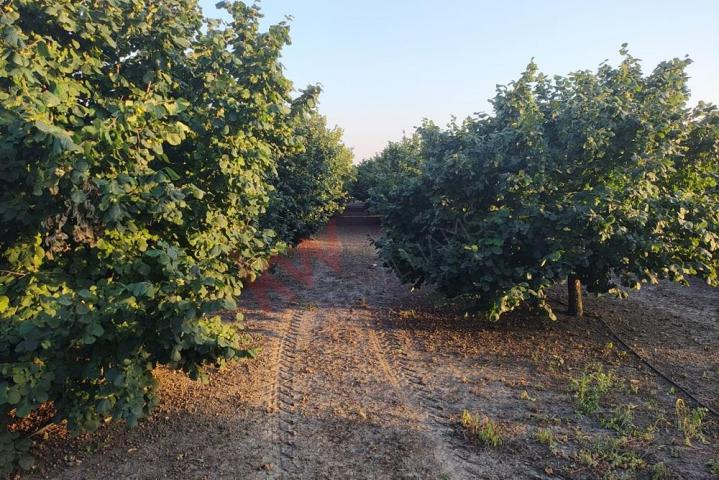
369 312 484 479
266 309 313 479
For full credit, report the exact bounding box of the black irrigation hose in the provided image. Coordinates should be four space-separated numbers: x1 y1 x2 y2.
554 298 719 418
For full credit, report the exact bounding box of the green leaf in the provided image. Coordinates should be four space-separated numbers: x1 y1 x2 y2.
71 190 86 204
7 389 21 405
41 90 61 107
0 295 9 313
164 167 181 181
165 133 182 146
88 322 104 337
18 455 35 471
15 402 31 418
77 289 92 299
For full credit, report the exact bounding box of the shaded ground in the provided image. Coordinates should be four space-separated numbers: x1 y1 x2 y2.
18 207 719 479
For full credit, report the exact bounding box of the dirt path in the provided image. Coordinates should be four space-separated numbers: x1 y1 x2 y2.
24 209 719 480
248 216 471 479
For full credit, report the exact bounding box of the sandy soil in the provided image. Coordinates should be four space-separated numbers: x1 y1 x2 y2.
16 207 719 479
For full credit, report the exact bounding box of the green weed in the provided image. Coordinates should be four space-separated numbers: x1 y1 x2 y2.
461 410 503 448
707 457 719 476
536 428 555 446
675 398 707 446
649 462 670 480
577 436 646 474
549 354 565 371
601 404 636 434
571 367 616 414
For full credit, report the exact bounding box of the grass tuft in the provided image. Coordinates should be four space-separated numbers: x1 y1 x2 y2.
535 427 554 447
461 410 503 448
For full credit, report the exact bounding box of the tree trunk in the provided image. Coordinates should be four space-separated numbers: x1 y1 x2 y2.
568 274 583 317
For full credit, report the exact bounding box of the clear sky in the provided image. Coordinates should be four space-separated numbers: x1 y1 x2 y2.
198 1 719 162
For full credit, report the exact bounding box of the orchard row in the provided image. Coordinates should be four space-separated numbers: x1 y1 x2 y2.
0 0 352 472
356 47 718 321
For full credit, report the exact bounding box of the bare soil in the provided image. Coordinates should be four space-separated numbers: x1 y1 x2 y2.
18 209 719 479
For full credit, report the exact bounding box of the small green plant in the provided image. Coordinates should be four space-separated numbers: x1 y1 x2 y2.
708 457 719 476
461 410 503 447
649 462 670 479
602 404 636 434
549 355 565 371
675 399 707 446
577 436 646 475
577 449 599 468
571 367 616 414
536 428 554 446
631 423 657 443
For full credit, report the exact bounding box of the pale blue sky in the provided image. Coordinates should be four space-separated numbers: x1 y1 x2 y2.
199 1 719 161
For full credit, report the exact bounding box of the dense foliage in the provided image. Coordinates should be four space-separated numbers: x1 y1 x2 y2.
350 132 424 203
263 111 354 245
370 48 719 321
0 0 349 472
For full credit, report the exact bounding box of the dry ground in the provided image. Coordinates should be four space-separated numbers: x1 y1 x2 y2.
15 208 719 479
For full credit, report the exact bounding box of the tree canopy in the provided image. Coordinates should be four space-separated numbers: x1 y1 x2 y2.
365 48 719 320
0 0 351 472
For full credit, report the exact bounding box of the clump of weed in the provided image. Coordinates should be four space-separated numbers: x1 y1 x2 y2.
461 410 503 447
601 404 636 434
536 427 554 446
520 390 536 402
549 354 565 371
577 449 598 468
649 462 670 479
708 457 719 476
576 436 646 475
675 398 707 446
571 367 616 414
631 423 657 444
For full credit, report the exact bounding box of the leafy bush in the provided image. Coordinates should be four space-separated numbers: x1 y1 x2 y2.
350 131 425 203
371 47 719 320
263 111 354 245
0 0 323 472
